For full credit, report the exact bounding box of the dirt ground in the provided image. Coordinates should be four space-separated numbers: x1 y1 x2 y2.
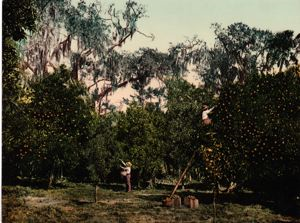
2 184 300 223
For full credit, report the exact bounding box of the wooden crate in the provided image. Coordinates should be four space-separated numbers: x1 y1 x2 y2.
162 195 181 207
184 196 199 208
162 197 173 207
173 195 181 207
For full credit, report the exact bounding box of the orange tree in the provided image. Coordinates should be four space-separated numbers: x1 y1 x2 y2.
211 67 300 198
164 78 215 179
112 103 166 187
2 0 37 184
17 66 95 184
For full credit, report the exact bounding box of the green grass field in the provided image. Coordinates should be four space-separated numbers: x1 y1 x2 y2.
2 183 300 223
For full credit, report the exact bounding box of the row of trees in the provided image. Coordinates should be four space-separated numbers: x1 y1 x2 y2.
2 0 300 198
3 65 300 197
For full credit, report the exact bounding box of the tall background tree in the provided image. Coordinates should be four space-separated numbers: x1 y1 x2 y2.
195 23 300 93
19 0 155 110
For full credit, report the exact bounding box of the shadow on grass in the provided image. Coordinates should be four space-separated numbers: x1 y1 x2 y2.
179 190 300 218
98 183 126 192
71 199 95 205
5 177 78 190
138 183 300 218
137 194 168 203
12 178 50 189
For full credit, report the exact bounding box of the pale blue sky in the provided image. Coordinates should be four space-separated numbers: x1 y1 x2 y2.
99 0 300 52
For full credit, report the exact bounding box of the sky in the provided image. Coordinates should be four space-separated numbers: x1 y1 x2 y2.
96 0 300 52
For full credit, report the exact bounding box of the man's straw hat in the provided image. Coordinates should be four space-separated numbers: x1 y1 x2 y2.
203 105 209 110
126 162 132 167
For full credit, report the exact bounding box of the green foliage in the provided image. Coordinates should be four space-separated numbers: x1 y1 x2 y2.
266 30 298 72
2 0 37 40
2 0 37 111
199 23 299 92
13 66 94 180
85 113 120 183
2 39 22 108
2 0 37 184
200 22 272 90
20 0 147 81
64 0 110 52
212 68 300 195
126 48 172 105
86 80 218 185
115 104 165 184
85 103 167 185
164 79 215 170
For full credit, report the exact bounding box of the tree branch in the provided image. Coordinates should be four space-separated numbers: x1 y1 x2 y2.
97 76 139 102
136 30 155 40
40 0 53 12
87 78 110 91
108 32 133 52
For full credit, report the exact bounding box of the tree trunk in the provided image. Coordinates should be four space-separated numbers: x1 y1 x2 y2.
213 181 218 223
48 171 54 188
60 166 63 179
137 169 143 189
148 176 156 188
94 185 99 203
72 58 79 80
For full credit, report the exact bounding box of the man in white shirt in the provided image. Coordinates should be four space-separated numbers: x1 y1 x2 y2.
202 105 214 125
120 160 132 192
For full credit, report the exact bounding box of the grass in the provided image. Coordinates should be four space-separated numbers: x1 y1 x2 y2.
2 183 300 223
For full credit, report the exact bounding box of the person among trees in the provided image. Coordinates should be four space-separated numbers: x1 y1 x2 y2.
120 160 132 192
202 104 214 125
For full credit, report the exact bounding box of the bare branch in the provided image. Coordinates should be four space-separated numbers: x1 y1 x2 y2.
97 76 139 102
136 30 155 41
87 78 110 91
108 32 133 52
80 48 93 57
